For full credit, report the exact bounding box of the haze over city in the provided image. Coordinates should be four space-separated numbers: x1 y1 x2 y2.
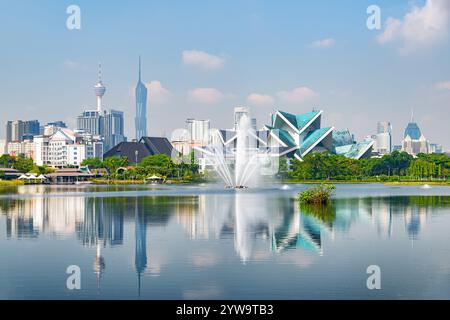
1 0 449 149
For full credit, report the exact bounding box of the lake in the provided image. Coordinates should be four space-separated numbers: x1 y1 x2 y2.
1 183 450 299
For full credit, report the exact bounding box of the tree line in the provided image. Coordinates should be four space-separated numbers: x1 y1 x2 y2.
82 152 202 181
285 151 450 181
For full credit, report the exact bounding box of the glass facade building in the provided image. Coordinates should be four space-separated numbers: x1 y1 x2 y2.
135 57 148 140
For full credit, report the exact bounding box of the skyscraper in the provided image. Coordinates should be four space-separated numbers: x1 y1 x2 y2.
135 57 148 140
374 121 392 155
234 107 249 130
103 110 126 152
402 112 429 155
5 120 40 142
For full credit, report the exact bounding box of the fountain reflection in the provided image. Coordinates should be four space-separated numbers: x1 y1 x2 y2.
1 194 449 270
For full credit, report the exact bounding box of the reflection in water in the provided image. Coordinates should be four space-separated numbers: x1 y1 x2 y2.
135 197 147 296
1 193 449 290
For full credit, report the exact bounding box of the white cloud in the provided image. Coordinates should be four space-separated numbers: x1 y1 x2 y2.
277 86 318 104
146 81 172 104
435 81 450 90
63 59 85 71
377 0 450 52
310 38 336 48
188 87 224 104
182 50 225 71
247 93 275 106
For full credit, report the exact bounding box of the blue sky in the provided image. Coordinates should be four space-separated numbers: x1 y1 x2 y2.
1 0 449 149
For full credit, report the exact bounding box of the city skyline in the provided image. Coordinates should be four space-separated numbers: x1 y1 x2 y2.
0 1 449 150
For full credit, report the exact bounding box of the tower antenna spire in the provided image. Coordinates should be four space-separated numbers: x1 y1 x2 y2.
98 62 102 82
138 56 142 82
411 109 414 122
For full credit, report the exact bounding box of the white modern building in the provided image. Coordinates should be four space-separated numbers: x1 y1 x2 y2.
0 139 6 155
187 119 210 146
172 119 211 156
7 140 35 159
34 128 103 168
371 121 392 155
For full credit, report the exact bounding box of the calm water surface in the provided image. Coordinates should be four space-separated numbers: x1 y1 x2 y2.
1 183 450 299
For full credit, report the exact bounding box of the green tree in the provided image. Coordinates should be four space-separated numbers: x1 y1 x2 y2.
13 156 34 173
103 156 129 172
81 157 104 168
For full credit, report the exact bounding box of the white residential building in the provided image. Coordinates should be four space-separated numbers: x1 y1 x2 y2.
7 140 35 159
34 128 103 168
0 139 6 155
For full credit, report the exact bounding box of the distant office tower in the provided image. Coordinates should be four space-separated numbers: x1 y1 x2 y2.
234 107 250 130
251 118 257 131
42 121 67 136
47 121 67 128
22 120 40 141
374 121 392 155
5 121 12 143
5 120 40 142
186 119 210 146
429 143 443 154
401 113 429 155
103 110 126 152
77 110 103 136
135 57 148 140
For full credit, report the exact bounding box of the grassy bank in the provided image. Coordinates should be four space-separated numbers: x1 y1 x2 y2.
0 180 25 186
384 181 450 186
90 178 204 185
284 179 450 186
90 179 146 185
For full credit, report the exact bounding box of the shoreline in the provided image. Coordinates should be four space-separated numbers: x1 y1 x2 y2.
1 179 449 187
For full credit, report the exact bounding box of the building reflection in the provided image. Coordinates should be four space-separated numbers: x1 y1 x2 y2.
135 197 147 297
0 192 444 275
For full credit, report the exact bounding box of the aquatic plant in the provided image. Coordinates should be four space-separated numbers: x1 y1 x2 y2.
298 184 336 204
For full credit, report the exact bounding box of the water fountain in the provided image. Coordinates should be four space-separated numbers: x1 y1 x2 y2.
196 113 276 188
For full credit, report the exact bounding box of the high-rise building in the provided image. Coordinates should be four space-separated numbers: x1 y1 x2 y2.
77 110 103 136
234 107 249 130
5 120 40 143
251 118 257 131
373 121 392 155
103 110 126 152
377 121 391 135
5 121 12 143
429 143 443 154
135 57 148 140
401 113 429 156
186 119 210 146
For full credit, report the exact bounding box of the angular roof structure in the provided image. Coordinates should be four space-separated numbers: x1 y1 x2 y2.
404 122 422 140
265 110 373 160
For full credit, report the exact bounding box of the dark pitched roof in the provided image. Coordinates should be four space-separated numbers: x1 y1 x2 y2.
104 137 175 163
103 142 152 163
139 137 174 157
